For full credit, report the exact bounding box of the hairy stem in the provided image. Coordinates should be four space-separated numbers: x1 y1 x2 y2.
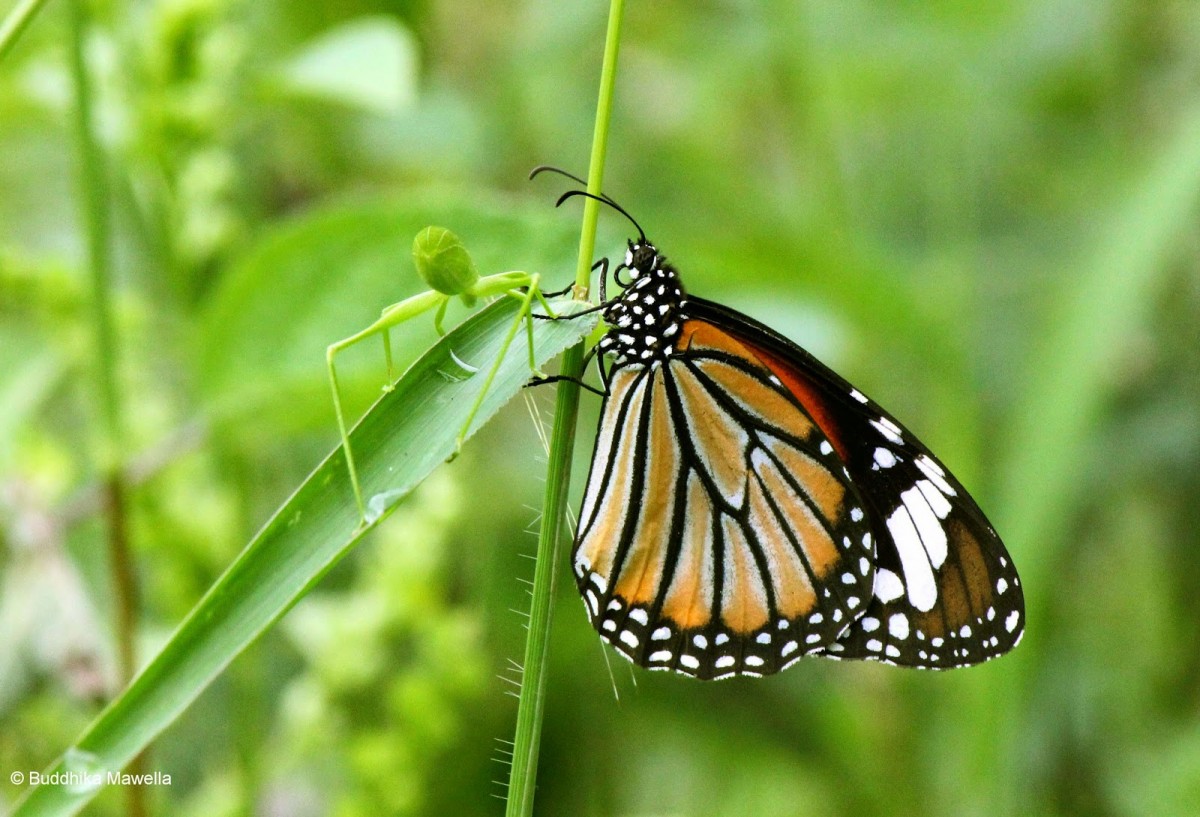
504 1 626 815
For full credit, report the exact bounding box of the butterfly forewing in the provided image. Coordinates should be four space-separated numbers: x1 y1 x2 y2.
573 326 876 679
690 298 1026 669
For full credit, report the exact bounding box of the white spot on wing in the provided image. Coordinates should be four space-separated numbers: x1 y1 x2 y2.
885 506 938 612
901 486 948 568
850 389 868 403
915 455 956 496
916 479 953 519
870 418 903 444
873 568 904 603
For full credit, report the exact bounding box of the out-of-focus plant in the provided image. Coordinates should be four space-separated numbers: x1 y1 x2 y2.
268 472 487 816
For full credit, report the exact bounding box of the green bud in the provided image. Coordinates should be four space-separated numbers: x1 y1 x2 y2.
412 226 479 297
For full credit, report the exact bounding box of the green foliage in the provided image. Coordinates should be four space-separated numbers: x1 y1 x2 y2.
3 2 1200 817
8 293 592 816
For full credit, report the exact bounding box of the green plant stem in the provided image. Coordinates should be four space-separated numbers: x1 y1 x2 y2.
504 2 626 816
0 0 51 63
67 4 145 817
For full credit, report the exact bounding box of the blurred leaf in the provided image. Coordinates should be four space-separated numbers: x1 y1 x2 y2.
274 16 419 115
10 296 596 817
997 100 1200 590
198 190 578 430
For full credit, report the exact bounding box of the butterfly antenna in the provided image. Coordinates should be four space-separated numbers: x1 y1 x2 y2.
555 189 647 243
529 164 590 188
530 166 623 208
531 166 646 241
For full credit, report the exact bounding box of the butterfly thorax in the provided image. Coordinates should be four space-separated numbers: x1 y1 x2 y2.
597 241 687 366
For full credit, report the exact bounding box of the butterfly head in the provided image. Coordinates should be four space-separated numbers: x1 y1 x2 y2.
624 240 663 279
598 240 687 365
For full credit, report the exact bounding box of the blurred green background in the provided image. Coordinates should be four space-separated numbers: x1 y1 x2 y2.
3 1 1200 815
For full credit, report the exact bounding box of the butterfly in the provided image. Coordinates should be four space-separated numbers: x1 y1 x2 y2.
532 170 1025 680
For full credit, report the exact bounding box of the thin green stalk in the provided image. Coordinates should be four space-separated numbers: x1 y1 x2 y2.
67 4 145 816
504 2 626 815
0 0 51 63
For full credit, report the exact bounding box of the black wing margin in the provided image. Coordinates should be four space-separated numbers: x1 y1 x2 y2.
686 297 1025 669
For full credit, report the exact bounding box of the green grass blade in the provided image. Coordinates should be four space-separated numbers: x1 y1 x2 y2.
10 297 597 817
0 0 50 63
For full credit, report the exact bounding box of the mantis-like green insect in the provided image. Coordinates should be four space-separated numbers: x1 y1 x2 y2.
326 225 566 523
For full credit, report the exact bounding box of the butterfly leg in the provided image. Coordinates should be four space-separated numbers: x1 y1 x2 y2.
525 343 607 396
525 375 607 398
531 258 609 321
538 282 576 299
596 256 610 304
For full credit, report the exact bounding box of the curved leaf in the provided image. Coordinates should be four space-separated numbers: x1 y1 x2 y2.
11 296 596 817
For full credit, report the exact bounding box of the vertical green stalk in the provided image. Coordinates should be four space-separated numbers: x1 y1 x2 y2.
67 4 145 817
504 2 626 816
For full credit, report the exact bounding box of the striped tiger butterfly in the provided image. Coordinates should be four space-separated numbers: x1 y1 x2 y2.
535 170 1024 680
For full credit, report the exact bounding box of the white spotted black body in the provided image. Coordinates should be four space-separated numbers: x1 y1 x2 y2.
596 242 687 366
